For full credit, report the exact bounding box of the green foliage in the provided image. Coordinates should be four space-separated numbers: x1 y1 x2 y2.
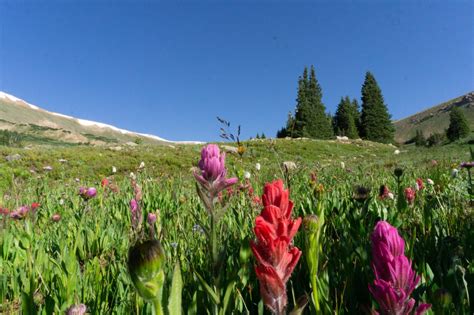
446 107 469 142
426 133 445 147
333 96 359 139
0 130 23 147
360 72 395 143
0 141 473 314
282 66 333 139
414 129 426 147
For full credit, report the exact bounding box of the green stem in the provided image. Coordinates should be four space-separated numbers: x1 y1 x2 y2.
152 298 164 315
312 277 320 314
210 212 220 315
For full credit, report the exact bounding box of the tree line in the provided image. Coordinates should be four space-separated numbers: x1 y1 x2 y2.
276 66 470 145
277 66 395 143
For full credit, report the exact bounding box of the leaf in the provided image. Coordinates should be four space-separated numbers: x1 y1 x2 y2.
167 262 183 315
194 270 220 305
220 281 235 315
289 294 309 315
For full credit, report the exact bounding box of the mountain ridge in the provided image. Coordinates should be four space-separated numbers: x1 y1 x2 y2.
0 91 203 145
393 91 474 143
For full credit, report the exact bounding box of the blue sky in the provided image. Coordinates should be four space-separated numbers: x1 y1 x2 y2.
1 1 473 142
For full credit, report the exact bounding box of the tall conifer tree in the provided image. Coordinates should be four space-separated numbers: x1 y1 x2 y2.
334 96 358 138
303 66 333 139
446 107 469 141
360 72 394 143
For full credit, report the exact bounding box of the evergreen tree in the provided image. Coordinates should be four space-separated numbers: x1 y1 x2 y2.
446 107 469 141
351 98 361 136
304 66 333 139
333 97 358 138
261 132 266 139
414 130 425 146
360 72 394 143
293 68 309 137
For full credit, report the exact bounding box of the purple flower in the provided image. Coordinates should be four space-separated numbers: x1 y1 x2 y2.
67 303 87 315
369 221 431 315
86 187 97 198
79 187 97 200
9 206 29 219
371 221 405 279
130 199 138 213
194 144 237 198
147 213 157 225
460 161 474 169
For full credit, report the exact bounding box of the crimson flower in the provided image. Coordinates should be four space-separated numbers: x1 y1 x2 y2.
101 178 109 188
404 187 416 204
415 178 424 191
250 179 302 315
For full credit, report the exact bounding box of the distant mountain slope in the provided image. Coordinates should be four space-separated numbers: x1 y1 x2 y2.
394 92 474 143
0 91 202 146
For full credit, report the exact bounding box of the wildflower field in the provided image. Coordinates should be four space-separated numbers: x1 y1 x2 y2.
0 139 473 314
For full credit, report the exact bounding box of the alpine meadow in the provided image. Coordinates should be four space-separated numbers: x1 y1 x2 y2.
1 2 474 315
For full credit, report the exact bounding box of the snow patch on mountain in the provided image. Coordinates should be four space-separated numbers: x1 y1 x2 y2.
0 91 203 144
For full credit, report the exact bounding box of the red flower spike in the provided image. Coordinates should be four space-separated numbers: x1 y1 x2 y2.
251 179 302 315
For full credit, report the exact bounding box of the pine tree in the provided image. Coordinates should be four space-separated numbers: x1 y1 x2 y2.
293 68 309 137
360 72 394 143
414 130 425 146
351 98 361 136
334 96 358 138
304 66 333 139
446 107 469 141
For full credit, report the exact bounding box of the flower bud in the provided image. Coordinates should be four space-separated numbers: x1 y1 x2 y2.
147 213 157 225
52 213 61 222
434 288 452 307
394 167 403 178
239 240 252 264
303 214 319 233
67 303 87 315
128 240 166 301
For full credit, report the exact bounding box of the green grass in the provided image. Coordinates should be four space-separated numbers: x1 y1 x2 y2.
0 139 473 314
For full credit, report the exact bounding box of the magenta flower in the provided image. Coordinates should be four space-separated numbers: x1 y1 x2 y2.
79 187 97 200
147 213 157 224
130 199 138 213
369 221 431 315
130 198 139 229
194 144 237 199
9 206 29 219
87 187 97 198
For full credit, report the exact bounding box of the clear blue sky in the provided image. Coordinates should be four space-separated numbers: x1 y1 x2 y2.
1 1 473 142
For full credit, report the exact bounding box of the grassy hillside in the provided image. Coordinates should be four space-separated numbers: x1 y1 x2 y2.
394 92 474 143
0 93 173 145
0 138 469 194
